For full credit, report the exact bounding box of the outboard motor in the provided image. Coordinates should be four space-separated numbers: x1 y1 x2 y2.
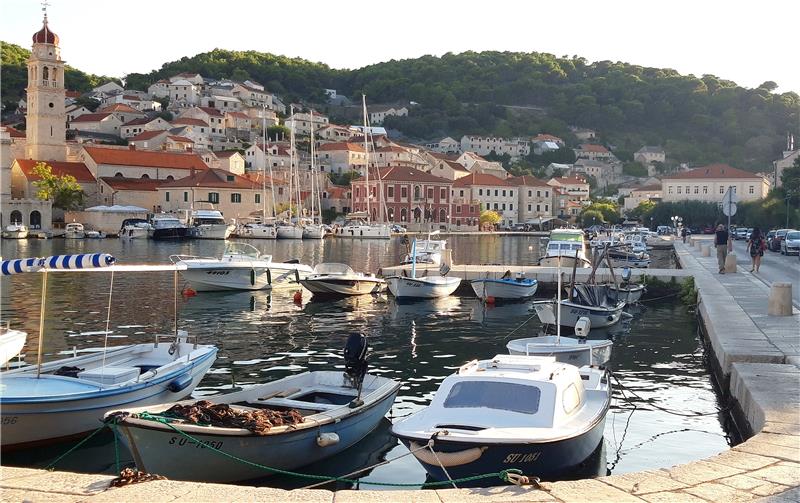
344 333 369 407
621 267 632 283
574 316 592 339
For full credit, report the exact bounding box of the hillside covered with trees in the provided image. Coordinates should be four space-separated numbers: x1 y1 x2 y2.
0 42 118 112
3 44 797 171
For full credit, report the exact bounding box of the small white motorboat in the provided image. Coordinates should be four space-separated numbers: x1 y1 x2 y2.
387 239 461 299
333 213 391 239
63 222 85 239
400 231 446 265
107 334 400 483
2 223 28 239
118 218 151 239
533 294 625 329
0 328 26 365
85 230 106 239
300 263 385 296
391 354 611 482
237 221 277 239
471 273 538 300
507 335 613 367
171 242 276 291
607 283 645 304
538 228 590 269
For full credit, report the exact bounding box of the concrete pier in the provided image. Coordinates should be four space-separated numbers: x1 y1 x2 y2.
2 240 799 502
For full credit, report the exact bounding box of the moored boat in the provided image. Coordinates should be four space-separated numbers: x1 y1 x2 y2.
607 283 645 304
149 213 189 240
538 228 590 268
400 231 446 265
386 275 461 299
391 354 611 483
300 263 385 296
0 328 26 365
470 273 538 300
181 208 234 240
533 295 625 329
2 223 28 239
118 218 151 239
506 335 613 366
63 222 85 239
276 223 304 239
107 334 400 483
170 242 274 291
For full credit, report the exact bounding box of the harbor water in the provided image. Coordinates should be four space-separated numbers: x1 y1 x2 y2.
0 236 732 489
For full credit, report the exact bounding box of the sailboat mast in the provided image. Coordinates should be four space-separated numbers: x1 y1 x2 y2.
556 255 562 344
310 111 316 224
261 108 267 220
288 105 295 222
362 94 370 224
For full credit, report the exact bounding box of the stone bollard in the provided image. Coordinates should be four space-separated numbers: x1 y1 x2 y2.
701 244 711 256
768 283 793 316
688 236 694 246
725 253 737 273
695 239 704 250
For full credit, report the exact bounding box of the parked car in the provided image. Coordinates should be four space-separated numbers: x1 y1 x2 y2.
766 230 777 248
780 230 800 255
734 227 750 240
703 225 715 234
769 229 792 251
390 224 407 234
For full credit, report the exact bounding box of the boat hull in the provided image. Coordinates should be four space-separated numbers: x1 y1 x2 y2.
0 330 26 365
533 301 625 328
386 276 461 299
276 226 303 239
2 230 28 239
0 349 216 450
302 226 326 239
63 231 85 239
396 413 607 483
607 284 645 304
300 278 384 296
180 266 272 291
149 227 190 241
190 224 234 240
119 227 149 239
333 225 391 239
471 279 538 300
538 256 589 269
114 386 398 483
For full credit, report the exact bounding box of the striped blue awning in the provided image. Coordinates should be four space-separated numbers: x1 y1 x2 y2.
1 254 116 276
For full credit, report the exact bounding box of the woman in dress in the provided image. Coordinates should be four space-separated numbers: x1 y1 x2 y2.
747 227 766 273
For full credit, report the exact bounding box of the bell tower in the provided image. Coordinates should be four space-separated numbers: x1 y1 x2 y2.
25 3 67 162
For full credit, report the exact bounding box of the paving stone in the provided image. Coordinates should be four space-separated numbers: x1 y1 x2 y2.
638 491 708 503
762 422 800 436
755 432 800 449
83 481 196 503
0 488 83 503
435 486 555 502
684 481 758 502
750 482 791 497
718 473 790 496
0 468 113 496
736 440 800 463
598 470 689 494
662 460 744 485
755 486 800 502
746 462 800 486
546 479 644 502
705 449 778 471
336 488 439 502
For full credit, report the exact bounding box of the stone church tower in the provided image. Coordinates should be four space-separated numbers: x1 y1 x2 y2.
25 11 67 162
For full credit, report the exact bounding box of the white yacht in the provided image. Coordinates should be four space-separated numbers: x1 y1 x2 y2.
538 228 590 268
2 223 28 239
302 224 326 240
63 222 85 239
236 221 277 239
333 213 391 239
300 263 385 296
181 208 234 240
276 222 303 239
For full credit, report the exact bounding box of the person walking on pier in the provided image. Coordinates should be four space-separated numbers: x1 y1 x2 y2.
747 227 766 273
715 223 729 274
681 227 687 243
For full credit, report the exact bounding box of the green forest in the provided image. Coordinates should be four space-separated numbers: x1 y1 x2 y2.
3 43 798 171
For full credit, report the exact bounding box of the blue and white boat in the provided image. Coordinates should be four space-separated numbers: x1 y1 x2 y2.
107 335 400 483
391 354 610 483
0 253 218 450
470 273 538 300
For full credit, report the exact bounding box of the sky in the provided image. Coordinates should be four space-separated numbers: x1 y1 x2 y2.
2 0 798 93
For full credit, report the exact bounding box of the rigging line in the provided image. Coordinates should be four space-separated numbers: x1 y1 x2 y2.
299 441 432 490
611 372 731 417
101 269 115 371
502 311 540 341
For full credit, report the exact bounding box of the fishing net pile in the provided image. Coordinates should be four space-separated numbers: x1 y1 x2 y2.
110 468 166 487
162 400 304 435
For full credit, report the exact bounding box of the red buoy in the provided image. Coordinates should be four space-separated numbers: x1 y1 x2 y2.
293 290 303 303
486 296 496 304
182 287 196 297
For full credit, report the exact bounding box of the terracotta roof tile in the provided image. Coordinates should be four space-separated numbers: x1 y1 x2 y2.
663 164 761 180
453 172 513 187
99 104 141 114
509 175 549 187
130 130 167 141
122 117 153 127
533 134 563 142
197 107 224 117
15 159 95 182
4 126 25 138
99 176 163 191
577 144 609 153
70 112 115 123
318 142 365 153
172 118 209 127
550 176 588 185
83 146 208 170
167 135 194 143
160 168 258 189
444 160 469 172
226 111 250 119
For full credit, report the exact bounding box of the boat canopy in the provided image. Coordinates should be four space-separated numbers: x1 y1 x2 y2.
549 229 585 242
313 263 355 275
223 242 262 259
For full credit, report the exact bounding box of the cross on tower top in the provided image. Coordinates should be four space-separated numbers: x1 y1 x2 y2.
41 1 50 20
